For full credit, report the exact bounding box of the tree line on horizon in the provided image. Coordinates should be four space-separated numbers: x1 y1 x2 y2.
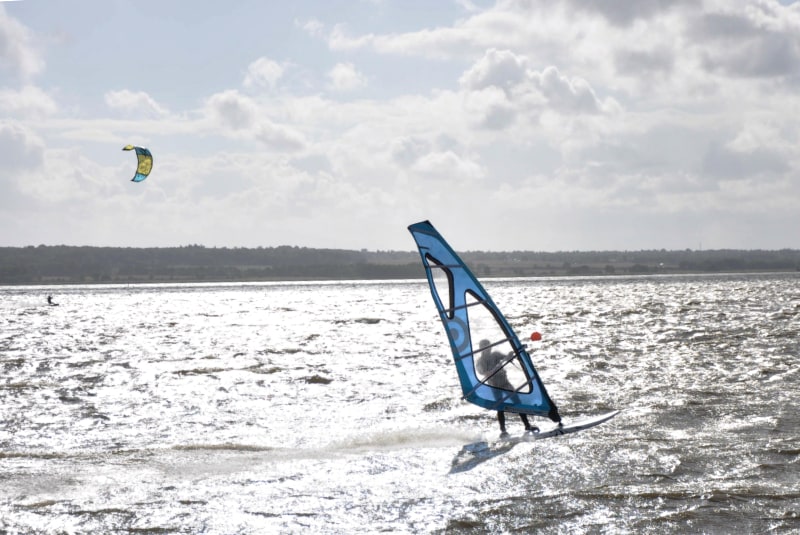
0 244 798 285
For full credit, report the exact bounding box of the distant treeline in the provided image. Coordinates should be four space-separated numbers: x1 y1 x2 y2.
1 244 799 285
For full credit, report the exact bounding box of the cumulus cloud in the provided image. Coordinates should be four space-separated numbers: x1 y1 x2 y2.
689 4 800 79
5 1 800 250
0 85 57 117
614 47 675 76
532 66 602 114
454 0 482 12
459 48 528 92
411 150 484 181
327 62 367 92
461 86 517 129
704 33 800 78
564 0 691 27
105 89 168 117
298 18 325 38
10 146 117 207
0 7 44 79
458 49 606 128
254 121 306 151
0 120 45 208
702 140 789 180
388 136 484 181
204 89 306 150
205 90 257 130
243 57 285 90
326 22 477 60
313 0 800 103
0 120 44 172
390 136 431 167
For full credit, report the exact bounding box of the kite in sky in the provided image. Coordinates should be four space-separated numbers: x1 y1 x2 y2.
122 145 153 182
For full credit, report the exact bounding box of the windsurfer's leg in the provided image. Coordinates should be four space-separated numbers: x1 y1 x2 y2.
520 413 531 429
520 414 539 433
497 411 507 434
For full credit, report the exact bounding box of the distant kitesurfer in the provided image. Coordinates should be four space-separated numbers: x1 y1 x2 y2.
47 295 56 306
477 339 537 436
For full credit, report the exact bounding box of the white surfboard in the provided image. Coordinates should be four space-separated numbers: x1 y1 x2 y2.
528 410 620 440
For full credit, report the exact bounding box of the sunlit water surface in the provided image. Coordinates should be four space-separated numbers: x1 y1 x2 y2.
1 274 799 533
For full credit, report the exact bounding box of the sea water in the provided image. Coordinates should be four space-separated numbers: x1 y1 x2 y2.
1 274 799 533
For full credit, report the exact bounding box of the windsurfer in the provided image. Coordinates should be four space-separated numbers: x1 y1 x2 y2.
47 295 55 306
477 340 536 435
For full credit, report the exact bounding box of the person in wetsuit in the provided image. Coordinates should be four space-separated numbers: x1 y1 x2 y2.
477 339 536 435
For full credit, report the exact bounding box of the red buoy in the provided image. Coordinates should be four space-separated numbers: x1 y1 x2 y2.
530 331 542 341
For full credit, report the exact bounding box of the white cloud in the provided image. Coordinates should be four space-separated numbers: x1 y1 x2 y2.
0 85 57 117
243 57 286 90
689 3 800 79
454 0 482 13
702 140 789 180
531 66 602 114
458 50 607 130
317 1 800 102
564 0 692 27
105 89 168 117
728 122 792 154
0 120 45 207
254 121 306 151
459 48 528 92
411 150 484 181
327 62 367 92
390 136 431 167
327 23 478 60
205 90 257 130
15 147 114 205
614 46 675 77
203 89 306 150
0 6 43 80
0 120 43 173
4 1 800 250
461 85 517 129
298 18 325 38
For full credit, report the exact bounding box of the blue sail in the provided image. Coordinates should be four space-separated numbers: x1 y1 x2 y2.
408 220 561 422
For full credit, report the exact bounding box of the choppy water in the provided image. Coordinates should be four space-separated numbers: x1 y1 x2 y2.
1 274 799 534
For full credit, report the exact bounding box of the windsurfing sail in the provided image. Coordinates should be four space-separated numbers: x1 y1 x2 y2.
122 145 153 182
408 220 561 423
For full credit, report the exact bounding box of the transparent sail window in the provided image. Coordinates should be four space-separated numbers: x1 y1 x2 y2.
466 291 531 394
426 254 454 318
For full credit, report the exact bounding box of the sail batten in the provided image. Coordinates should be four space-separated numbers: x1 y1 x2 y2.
408 220 561 422
443 300 485 315
427 264 466 270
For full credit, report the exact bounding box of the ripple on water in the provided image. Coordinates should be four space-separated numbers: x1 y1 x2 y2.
0 275 799 533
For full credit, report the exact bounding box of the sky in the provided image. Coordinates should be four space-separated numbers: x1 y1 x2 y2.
2 0 800 252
